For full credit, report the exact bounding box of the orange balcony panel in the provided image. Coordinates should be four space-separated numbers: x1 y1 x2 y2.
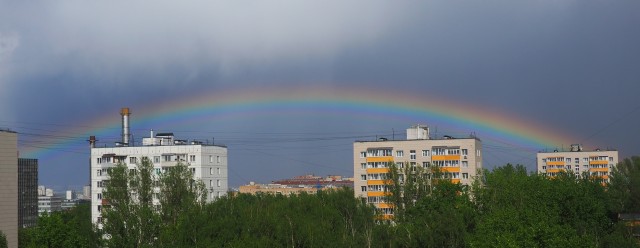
589 161 608 165
546 169 562 173
546 161 565 166
450 179 461 184
367 168 390 174
432 155 461 161
367 191 388 197
366 156 394 163
441 167 461 173
590 168 609 172
367 180 388 185
602 175 609 179
377 203 394 209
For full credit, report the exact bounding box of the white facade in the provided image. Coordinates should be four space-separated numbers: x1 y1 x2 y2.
90 143 228 225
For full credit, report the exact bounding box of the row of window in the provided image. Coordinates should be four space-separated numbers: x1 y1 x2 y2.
360 172 470 182
361 148 477 158
97 155 223 164
543 156 614 163
542 164 613 170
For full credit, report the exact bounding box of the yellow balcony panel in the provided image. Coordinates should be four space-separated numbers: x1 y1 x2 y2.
589 161 608 165
450 179 461 184
546 161 565 166
367 168 390 174
367 180 389 185
367 191 388 197
441 167 461 173
589 167 609 172
366 156 394 163
432 155 461 161
377 203 394 209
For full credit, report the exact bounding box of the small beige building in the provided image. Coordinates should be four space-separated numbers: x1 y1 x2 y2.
537 144 618 182
353 125 482 219
0 130 18 248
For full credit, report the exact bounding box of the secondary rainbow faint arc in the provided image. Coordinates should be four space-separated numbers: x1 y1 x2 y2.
21 87 574 159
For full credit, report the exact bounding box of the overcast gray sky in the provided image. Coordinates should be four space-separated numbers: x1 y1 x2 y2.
1 0 639 190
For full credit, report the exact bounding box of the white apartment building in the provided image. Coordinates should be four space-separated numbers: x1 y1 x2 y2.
537 144 618 182
90 108 228 225
354 125 482 219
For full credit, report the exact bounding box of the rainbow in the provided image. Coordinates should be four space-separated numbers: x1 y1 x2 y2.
20 86 575 159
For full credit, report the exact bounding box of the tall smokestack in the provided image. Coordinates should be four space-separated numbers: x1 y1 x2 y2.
120 108 131 145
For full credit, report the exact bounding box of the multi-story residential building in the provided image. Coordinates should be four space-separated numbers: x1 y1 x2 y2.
18 158 38 228
353 125 482 219
90 108 228 225
537 144 618 182
0 130 18 248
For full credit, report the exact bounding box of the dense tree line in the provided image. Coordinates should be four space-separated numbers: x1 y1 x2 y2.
19 156 640 247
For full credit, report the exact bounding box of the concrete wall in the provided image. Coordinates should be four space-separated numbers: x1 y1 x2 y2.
0 130 18 248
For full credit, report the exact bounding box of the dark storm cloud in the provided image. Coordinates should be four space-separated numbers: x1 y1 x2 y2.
1 0 639 187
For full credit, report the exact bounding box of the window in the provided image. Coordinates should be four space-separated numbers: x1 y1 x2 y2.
433 148 445 155
423 162 430 167
396 150 404 157
361 175 367 181
462 149 468 156
565 158 571 163
129 157 137 164
210 168 213 175
154 156 160 163
361 186 367 192
361 163 366 169
397 162 404 168
163 155 172 162
209 155 213 163
217 180 221 187
410 150 416 160
210 180 213 187
476 149 482 156
422 150 430 156
97 158 102 164
97 193 102 200
97 169 102 176
98 205 102 212
191 168 196 175
217 168 221 175
155 168 161 175
462 161 468 168
542 166 547 170
360 152 366 158
583 158 588 162
609 157 614 162
216 156 221 163
462 173 469 179
190 155 196 162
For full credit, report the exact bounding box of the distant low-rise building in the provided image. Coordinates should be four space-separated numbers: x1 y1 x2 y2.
38 195 62 215
239 174 353 196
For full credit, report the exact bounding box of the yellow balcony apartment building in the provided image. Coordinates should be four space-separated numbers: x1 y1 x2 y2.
353 125 482 219
537 144 618 182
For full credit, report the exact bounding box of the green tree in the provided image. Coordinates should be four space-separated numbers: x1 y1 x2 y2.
608 156 640 213
157 162 207 247
102 157 160 247
0 230 6 248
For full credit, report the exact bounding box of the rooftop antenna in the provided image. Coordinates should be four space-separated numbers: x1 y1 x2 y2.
392 128 395 140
